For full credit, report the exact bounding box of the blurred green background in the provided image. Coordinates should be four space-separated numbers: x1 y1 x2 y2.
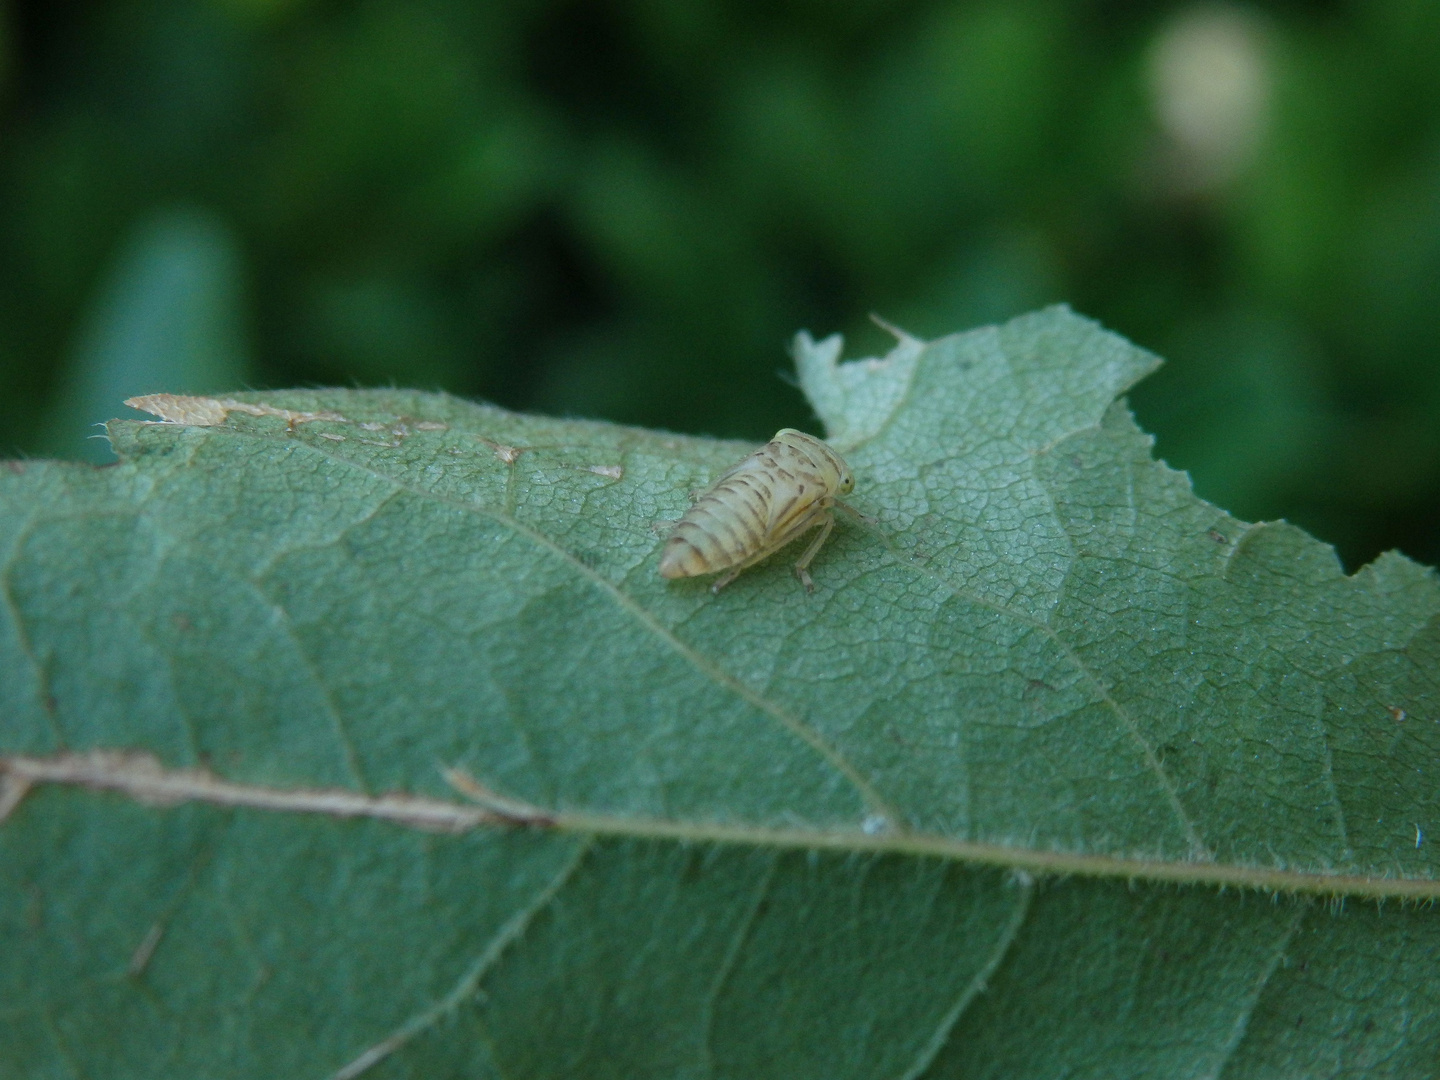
1 0 1437 569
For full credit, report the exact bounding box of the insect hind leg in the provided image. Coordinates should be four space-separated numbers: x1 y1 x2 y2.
709 566 744 593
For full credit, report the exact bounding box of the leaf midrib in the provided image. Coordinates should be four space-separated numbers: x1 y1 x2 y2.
6 754 1437 897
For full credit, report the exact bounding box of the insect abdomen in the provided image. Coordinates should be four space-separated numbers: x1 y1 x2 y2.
658 469 772 578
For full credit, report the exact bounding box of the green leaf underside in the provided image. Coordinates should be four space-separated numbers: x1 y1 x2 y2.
3 307 1438 1077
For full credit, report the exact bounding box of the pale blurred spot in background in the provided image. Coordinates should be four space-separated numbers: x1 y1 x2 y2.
1149 5 1272 195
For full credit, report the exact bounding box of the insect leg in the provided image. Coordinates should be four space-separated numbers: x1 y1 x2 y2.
710 566 744 593
791 512 835 593
835 499 878 526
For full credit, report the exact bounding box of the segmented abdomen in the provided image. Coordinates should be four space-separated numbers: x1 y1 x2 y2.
660 462 776 577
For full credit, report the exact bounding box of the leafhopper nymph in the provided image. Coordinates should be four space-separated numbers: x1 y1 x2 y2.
659 429 865 593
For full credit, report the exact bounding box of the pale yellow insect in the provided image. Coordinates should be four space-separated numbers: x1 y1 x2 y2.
659 429 865 593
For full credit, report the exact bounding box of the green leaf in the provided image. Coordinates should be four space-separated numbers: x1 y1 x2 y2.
2 307 1437 1078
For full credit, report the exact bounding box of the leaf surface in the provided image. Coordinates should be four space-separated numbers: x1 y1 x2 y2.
2 307 1438 1078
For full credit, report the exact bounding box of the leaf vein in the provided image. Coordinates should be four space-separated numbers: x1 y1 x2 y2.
0 514 63 745
859 507 1210 859
251 581 371 794
1208 901 1309 1080
699 851 781 1077
325 837 595 1080
896 873 1034 1080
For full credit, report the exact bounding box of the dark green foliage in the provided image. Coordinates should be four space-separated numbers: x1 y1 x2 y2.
1 0 1439 566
